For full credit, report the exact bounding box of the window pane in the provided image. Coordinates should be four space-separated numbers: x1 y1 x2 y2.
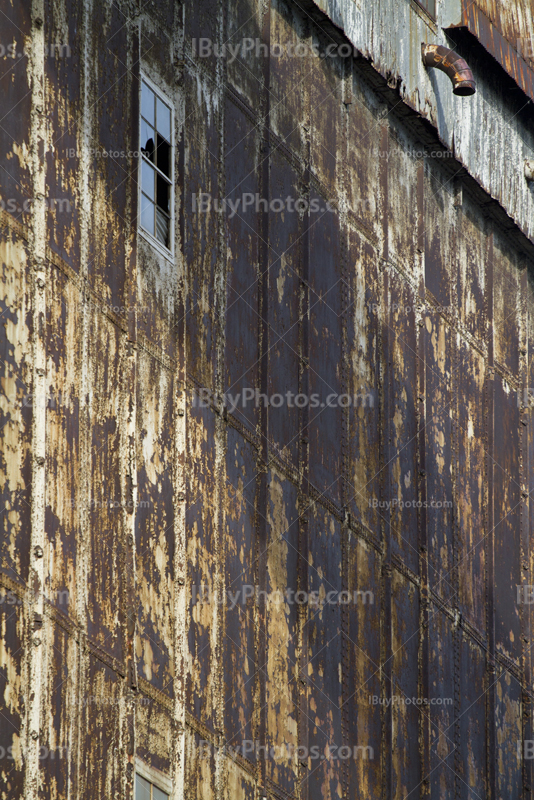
142 160 155 201
156 208 169 247
156 96 171 142
141 120 155 163
156 173 169 213
156 135 170 178
135 775 151 800
141 81 155 125
141 194 155 236
152 787 168 800
419 0 435 14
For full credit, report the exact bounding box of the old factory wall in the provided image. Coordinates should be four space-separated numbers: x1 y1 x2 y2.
1 0 534 798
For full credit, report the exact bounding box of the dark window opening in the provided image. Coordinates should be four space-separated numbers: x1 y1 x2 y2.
140 79 173 250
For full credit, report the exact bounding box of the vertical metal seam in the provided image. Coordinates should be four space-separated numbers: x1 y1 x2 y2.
416 158 430 797
213 0 228 795
485 230 496 800
256 0 271 794
520 262 532 798
122 19 139 791
298 135 311 800
173 5 187 799
340 53 351 800
73 0 94 796
378 120 392 800
25 5 47 800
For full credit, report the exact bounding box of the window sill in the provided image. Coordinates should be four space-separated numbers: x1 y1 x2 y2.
139 227 175 262
410 0 438 32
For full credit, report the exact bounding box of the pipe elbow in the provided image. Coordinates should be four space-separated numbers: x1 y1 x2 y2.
422 43 476 96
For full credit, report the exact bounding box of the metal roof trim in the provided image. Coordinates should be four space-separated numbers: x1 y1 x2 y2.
445 4 534 104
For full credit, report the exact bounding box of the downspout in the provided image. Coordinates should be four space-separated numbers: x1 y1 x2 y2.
422 44 476 95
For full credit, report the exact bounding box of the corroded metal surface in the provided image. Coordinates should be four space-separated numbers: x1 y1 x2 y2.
450 3 534 103
0 0 534 799
421 43 476 96
466 0 534 69
300 0 534 243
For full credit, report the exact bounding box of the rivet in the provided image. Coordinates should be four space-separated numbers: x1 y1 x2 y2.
36 277 45 288
36 368 45 376
34 17 43 27
177 578 184 585
178 409 184 417
33 638 41 647
31 731 39 740
34 546 43 558
35 456 45 466
177 493 185 502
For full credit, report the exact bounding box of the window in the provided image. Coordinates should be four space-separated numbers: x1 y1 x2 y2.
139 76 173 253
414 0 436 16
135 772 169 800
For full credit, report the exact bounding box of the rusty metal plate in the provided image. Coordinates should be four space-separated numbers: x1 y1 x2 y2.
267 150 301 466
493 375 521 664
308 200 342 507
224 98 260 435
264 469 299 795
306 506 343 800
224 429 256 748
135 353 175 692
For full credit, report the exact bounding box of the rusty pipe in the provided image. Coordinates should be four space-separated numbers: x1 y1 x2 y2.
422 44 476 96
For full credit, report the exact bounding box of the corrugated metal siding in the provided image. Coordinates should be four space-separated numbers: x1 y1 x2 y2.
467 0 534 68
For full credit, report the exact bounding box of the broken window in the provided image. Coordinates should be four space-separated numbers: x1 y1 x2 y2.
139 77 173 251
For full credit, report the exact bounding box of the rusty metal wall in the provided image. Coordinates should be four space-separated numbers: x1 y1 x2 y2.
305 0 534 244
1 0 534 799
465 0 534 67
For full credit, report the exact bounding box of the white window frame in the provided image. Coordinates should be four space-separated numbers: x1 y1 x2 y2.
135 757 172 799
138 73 175 261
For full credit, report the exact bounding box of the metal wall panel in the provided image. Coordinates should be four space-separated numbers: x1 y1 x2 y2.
0 0 533 798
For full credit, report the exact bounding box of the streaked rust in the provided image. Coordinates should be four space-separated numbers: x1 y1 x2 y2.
455 2 534 104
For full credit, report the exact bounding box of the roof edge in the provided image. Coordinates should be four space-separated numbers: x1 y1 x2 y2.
445 4 534 104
